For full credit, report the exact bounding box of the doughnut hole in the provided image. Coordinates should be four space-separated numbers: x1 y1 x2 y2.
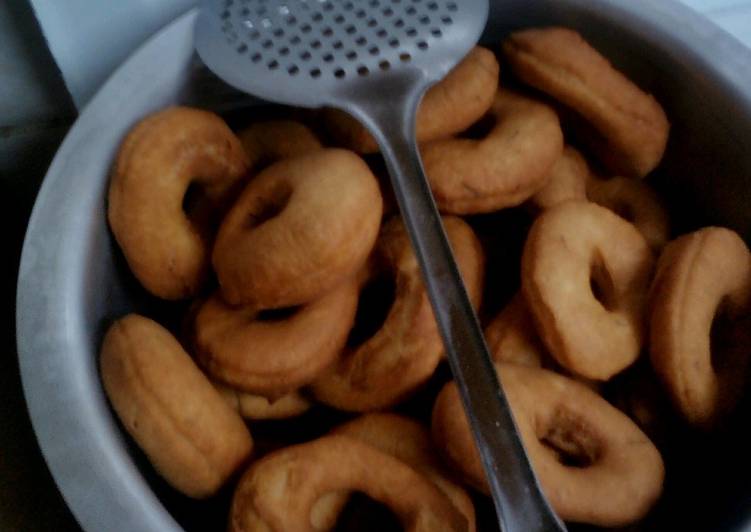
244 182 293 229
255 305 300 322
611 200 635 224
347 273 397 348
332 493 401 532
458 111 496 140
588 253 617 312
538 407 601 469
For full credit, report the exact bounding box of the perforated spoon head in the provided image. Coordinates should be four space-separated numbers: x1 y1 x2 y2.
195 0 488 109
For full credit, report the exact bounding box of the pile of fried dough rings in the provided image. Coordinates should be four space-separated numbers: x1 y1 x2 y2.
101 27 751 531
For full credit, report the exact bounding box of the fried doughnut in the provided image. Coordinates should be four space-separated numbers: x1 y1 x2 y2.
311 216 484 411
99 314 253 498
483 292 546 367
587 175 670 252
522 201 654 380
310 414 475 532
503 27 670 178
529 146 590 210
432 363 664 526
214 382 312 420
421 89 563 214
324 47 499 154
193 278 359 396
213 148 383 308
229 435 468 532
238 120 322 165
108 107 249 300
649 227 751 426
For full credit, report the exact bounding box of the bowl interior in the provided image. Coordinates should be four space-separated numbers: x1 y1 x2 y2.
17 1 751 531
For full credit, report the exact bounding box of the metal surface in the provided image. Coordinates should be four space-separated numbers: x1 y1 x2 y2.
16 1 751 532
196 1 563 530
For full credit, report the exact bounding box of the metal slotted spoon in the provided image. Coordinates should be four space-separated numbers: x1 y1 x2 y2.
195 2 565 530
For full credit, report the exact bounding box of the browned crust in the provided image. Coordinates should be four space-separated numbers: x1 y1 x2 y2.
503 27 669 178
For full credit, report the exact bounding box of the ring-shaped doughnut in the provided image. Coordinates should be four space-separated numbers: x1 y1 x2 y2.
323 47 499 154
212 148 383 308
649 227 751 426
193 278 359 396
99 314 253 498
529 146 590 210
587 175 670 252
108 107 249 299
521 201 654 380
310 216 484 411
238 120 322 166
229 435 468 532
502 27 670 178
432 363 664 527
310 414 475 532
421 89 563 214
214 381 313 420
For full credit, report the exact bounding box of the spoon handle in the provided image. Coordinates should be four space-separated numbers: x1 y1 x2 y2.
342 90 566 532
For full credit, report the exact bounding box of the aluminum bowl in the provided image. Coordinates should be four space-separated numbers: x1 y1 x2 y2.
17 1 751 531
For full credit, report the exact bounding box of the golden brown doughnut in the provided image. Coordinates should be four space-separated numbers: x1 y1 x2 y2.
503 27 670 178
193 278 359 396
324 47 499 154
587 175 670 252
421 89 563 214
214 381 313 420
212 148 383 308
99 314 253 498
108 107 249 300
521 201 654 380
311 216 484 411
483 292 546 367
238 120 322 165
229 435 468 532
649 227 751 427
313 414 476 532
432 363 664 526
529 146 590 210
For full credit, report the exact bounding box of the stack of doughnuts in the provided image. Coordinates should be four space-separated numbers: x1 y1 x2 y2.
100 26 750 531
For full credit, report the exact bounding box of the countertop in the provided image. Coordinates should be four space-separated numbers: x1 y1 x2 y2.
2 1 750 530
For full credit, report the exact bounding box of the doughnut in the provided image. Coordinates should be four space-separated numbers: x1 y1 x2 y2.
99 314 253 498
193 278 359 396
229 435 468 532
503 27 670 178
432 363 664 526
649 227 751 427
421 89 563 214
238 120 322 165
212 148 383 308
214 382 313 420
108 106 249 300
521 201 654 380
529 146 590 210
309 414 475 532
483 292 546 367
310 216 484 411
323 46 499 154
587 175 670 252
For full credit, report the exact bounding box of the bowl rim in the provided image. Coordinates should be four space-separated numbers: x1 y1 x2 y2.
16 2 751 531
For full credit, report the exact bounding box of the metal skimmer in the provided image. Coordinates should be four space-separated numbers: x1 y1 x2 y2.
195 1 565 530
